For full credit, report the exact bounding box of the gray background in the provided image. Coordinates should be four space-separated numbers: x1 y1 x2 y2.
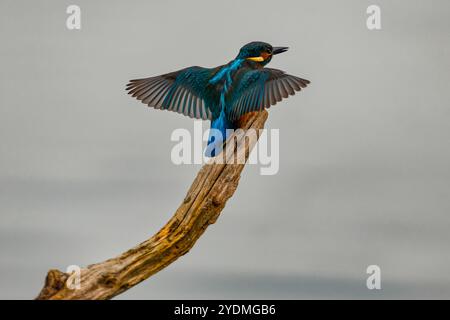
1 0 449 299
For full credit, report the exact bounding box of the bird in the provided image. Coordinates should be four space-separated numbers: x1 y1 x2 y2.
126 41 310 157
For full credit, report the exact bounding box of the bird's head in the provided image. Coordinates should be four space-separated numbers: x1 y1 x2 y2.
236 41 288 66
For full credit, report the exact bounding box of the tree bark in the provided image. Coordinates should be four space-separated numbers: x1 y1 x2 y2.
36 110 268 300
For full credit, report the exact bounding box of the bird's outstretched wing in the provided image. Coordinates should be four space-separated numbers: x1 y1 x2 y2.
227 68 310 121
126 67 213 120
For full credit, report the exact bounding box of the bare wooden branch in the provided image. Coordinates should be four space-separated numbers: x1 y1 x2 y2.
36 110 268 300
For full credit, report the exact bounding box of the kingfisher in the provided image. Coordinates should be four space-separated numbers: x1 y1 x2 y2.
126 41 310 157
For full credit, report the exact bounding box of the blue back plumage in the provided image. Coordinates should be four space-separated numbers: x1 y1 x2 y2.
205 59 243 156
205 110 235 157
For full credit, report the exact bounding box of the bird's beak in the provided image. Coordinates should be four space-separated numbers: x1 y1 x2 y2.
272 46 289 55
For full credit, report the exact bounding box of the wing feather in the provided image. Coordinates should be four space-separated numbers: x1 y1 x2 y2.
126 67 212 120
227 68 310 121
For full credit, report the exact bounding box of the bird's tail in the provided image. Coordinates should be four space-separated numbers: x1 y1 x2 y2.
205 112 234 157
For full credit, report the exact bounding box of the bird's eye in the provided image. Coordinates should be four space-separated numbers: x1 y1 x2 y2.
267 48 272 54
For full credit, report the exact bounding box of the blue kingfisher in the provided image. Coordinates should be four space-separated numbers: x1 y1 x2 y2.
126 41 310 156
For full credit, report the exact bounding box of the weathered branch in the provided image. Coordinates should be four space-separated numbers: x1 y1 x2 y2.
36 110 268 300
